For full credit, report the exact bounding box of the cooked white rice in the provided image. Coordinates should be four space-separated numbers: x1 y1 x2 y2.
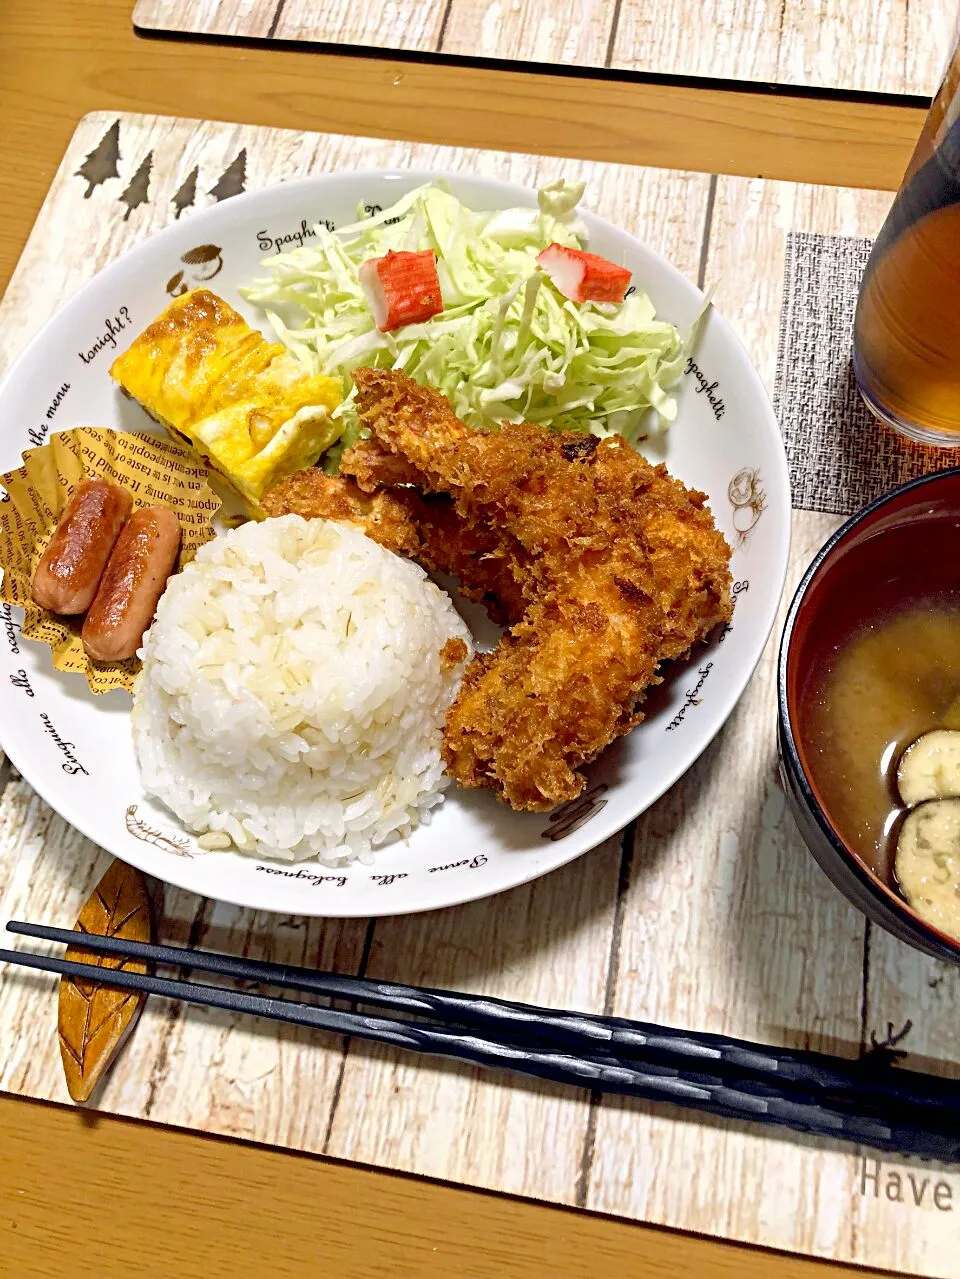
131 514 473 865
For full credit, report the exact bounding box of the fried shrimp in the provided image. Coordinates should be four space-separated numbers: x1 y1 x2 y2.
351 368 733 810
260 468 420 558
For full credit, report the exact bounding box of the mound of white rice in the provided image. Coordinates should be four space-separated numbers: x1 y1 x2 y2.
132 514 473 865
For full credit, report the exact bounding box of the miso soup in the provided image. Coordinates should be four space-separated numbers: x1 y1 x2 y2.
794 511 960 889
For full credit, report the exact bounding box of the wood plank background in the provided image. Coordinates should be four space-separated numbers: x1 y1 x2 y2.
1 111 960 1277
133 0 956 96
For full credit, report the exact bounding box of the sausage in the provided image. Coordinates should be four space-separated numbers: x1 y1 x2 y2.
81 506 182 662
31 479 133 614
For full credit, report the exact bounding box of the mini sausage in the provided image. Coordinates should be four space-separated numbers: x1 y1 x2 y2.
81 506 181 662
31 479 133 614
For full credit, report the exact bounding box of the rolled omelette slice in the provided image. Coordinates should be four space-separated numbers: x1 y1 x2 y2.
110 289 343 506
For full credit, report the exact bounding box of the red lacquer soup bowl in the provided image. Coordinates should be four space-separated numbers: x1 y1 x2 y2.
778 469 960 964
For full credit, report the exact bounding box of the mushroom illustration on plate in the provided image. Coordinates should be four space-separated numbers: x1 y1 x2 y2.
728 467 766 545
165 244 224 298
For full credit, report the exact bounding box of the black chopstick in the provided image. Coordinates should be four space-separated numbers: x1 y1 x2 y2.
2 942 960 1160
10 920 960 1124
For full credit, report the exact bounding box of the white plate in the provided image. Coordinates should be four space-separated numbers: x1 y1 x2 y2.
0 170 790 918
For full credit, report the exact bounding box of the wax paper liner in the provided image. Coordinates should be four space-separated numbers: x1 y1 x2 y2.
0 428 220 694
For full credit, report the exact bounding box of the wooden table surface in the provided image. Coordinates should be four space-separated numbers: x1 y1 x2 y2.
130 0 950 98
0 3 928 1276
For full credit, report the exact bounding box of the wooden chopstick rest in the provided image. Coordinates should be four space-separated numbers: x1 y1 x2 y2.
57 859 153 1102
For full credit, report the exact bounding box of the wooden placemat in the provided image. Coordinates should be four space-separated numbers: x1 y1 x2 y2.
1 111 958 1278
133 0 950 97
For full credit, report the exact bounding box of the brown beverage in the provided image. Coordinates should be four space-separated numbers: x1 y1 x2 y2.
853 47 960 444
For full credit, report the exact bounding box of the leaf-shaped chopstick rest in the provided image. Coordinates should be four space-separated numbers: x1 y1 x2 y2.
57 859 153 1103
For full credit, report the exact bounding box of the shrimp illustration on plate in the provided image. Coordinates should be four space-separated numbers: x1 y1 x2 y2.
728 467 766 546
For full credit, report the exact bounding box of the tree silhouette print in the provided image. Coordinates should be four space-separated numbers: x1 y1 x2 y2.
119 152 153 222
75 119 121 198
171 166 199 220
208 149 247 202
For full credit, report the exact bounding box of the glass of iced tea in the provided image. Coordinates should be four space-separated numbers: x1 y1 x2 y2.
854 31 960 446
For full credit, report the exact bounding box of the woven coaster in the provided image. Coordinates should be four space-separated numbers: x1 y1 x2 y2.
774 230 942 517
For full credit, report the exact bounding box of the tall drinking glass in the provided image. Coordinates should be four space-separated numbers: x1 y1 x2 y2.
853 34 960 446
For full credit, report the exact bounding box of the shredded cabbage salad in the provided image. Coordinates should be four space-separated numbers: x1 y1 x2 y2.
240 179 701 464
